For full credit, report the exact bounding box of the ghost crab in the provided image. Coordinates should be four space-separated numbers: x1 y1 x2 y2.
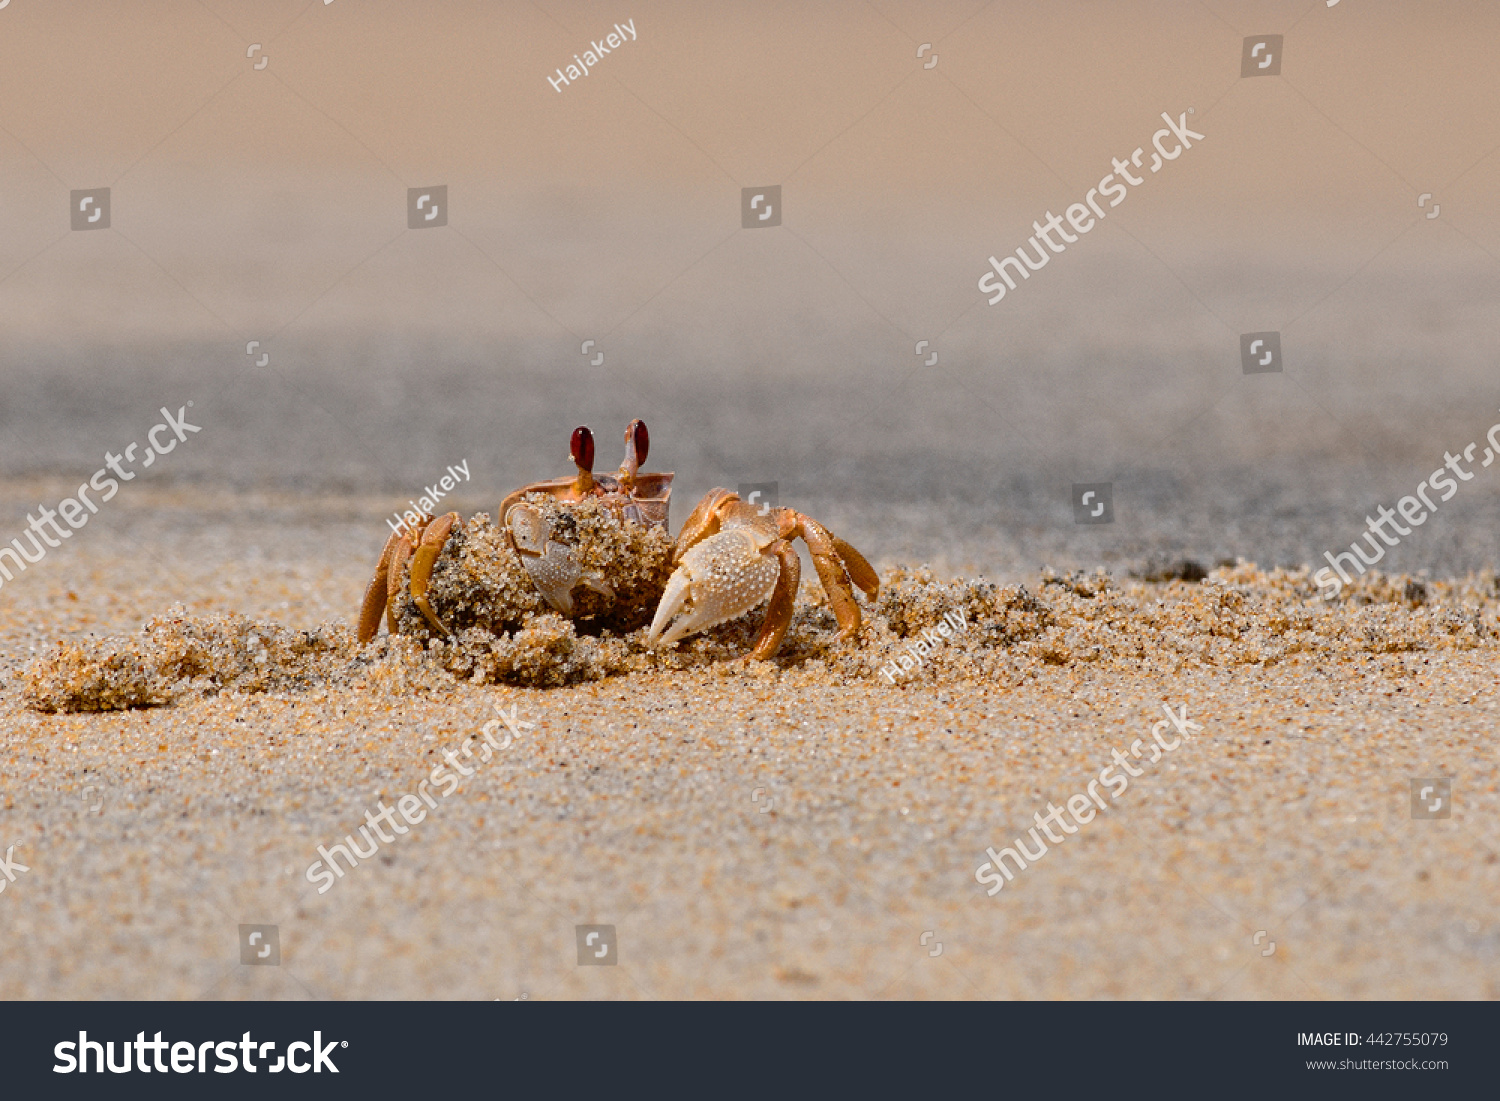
646 488 879 659
356 420 878 660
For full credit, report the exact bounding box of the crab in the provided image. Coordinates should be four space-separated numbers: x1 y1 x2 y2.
356 420 878 659
646 488 879 659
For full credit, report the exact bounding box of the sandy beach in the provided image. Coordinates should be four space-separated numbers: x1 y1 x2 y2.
1 480 1496 1000
2 1 1499 1001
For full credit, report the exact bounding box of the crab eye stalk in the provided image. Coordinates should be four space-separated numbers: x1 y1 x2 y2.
629 419 649 466
570 425 595 472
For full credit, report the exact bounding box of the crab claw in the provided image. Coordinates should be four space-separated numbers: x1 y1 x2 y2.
507 502 613 615
646 529 781 649
508 504 585 614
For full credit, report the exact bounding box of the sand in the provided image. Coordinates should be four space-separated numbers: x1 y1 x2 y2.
3 0 1498 1003
1 483 1496 1000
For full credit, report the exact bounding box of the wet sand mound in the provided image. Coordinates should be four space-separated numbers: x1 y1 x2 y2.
20 611 353 713
389 501 676 638
21 561 1497 712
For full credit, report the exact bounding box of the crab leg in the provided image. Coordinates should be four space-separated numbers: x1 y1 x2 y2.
797 516 868 641
749 541 801 660
385 527 419 635
408 512 461 636
669 488 736 565
357 529 403 644
831 535 880 600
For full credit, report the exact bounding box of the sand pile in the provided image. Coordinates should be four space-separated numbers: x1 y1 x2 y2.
21 549 1498 711
387 501 676 639
20 610 353 712
854 562 1495 685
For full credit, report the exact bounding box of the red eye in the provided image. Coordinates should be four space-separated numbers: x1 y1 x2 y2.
630 420 649 464
570 426 594 471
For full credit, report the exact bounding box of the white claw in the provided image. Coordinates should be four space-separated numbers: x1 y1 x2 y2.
508 503 586 614
647 530 780 649
646 570 694 647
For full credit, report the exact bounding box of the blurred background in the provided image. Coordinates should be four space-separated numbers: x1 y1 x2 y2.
2 0 1499 581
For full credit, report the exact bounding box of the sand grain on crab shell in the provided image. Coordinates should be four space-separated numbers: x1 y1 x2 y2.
390 499 677 639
